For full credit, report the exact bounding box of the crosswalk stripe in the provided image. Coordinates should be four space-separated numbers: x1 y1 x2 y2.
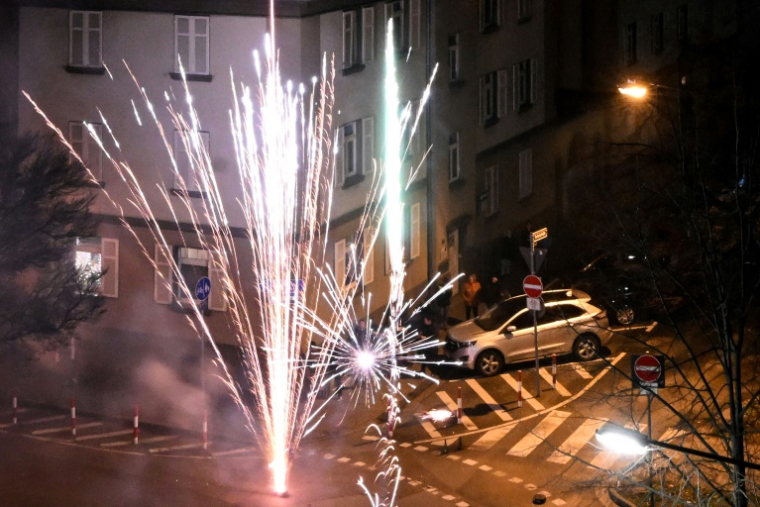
465 379 513 421
507 411 571 457
569 364 592 379
76 429 133 441
19 415 66 425
547 418 608 464
149 441 210 453
470 422 518 451
33 421 103 435
500 374 545 411
416 418 443 439
436 391 478 431
212 446 258 457
101 435 177 447
539 368 571 397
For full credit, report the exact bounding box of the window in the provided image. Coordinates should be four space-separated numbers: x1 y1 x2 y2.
625 22 638 64
449 132 460 182
173 130 210 196
343 11 357 69
651 13 664 54
176 247 208 306
174 16 209 75
512 59 536 112
410 202 420 259
334 239 350 288
517 0 531 21
69 121 103 182
484 166 499 216
75 237 119 298
676 4 689 41
448 34 460 81
480 0 501 32
362 7 375 63
481 71 510 125
385 1 405 53
335 118 373 187
518 148 532 199
69 11 102 68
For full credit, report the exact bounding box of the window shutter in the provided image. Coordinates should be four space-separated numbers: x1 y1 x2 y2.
175 16 189 73
154 244 173 304
530 58 537 105
343 11 354 68
174 130 189 190
361 117 374 174
194 17 209 75
70 123 84 163
363 227 374 285
100 238 119 298
208 261 227 311
70 12 84 66
478 76 485 126
87 12 102 67
410 0 421 50
362 7 374 62
334 127 345 186
512 64 518 111
86 123 103 181
497 69 508 118
410 202 420 259
334 239 346 288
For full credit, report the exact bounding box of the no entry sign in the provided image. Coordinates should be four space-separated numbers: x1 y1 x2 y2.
631 354 665 393
523 275 543 298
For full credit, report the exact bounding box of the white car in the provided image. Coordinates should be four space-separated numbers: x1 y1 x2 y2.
444 289 612 376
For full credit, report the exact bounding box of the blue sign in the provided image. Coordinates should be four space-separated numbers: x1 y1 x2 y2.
195 276 211 301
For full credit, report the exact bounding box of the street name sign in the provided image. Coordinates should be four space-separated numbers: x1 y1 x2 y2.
523 275 543 298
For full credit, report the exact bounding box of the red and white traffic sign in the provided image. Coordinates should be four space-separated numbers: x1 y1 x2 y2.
633 354 662 384
523 275 543 298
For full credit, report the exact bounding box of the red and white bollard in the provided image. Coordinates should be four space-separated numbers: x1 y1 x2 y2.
12 395 18 425
456 386 463 424
202 410 208 450
133 405 139 445
551 354 557 391
517 370 523 408
387 398 395 438
70 398 76 437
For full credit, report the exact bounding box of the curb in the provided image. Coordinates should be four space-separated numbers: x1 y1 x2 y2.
609 488 637 507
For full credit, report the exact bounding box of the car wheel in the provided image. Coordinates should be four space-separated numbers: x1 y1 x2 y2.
476 350 504 377
573 334 600 361
615 307 635 325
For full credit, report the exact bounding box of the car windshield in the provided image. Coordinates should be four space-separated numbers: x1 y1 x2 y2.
474 297 526 331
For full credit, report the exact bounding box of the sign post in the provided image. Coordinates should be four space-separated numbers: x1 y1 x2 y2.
523 270 545 397
195 276 211 404
631 353 664 507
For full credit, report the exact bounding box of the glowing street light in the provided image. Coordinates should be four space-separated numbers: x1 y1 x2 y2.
595 424 760 471
618 80 649 98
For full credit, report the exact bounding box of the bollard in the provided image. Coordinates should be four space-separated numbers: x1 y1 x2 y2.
552 354 557 390
203 410 208 450
133 405 139 445
71 398 76 437
456 386 463 425
12 395 18 425
517 370 523 408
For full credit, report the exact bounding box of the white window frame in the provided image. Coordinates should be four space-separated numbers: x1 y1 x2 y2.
484 166 499 216
479 72 496 125
409 0 421 50
361 116 374 174
154 245 173 304
512 59 537 111
334 239 347 288
518 148 533 199
448 34 460 81
343 11 357 69
479 0 501 32
410 202 420 259
625 22 638 64
363 227 375 285
343 122 358 178
69 121 103 182
173 130 209 194
517 0 531 20
75 237 118 298
362 7 375 63
651 12 664 54
385 1 405 53
449 132 460 182
69 11 102 68
174 15 209 75
497 69 509 118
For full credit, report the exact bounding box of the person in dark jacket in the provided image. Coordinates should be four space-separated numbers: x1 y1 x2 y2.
482 276 504 310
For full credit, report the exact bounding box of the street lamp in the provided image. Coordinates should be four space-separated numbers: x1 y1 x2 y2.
595 424 760 471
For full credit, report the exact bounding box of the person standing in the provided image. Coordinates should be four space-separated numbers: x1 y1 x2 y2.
482 275 503 310
462 274 482 320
